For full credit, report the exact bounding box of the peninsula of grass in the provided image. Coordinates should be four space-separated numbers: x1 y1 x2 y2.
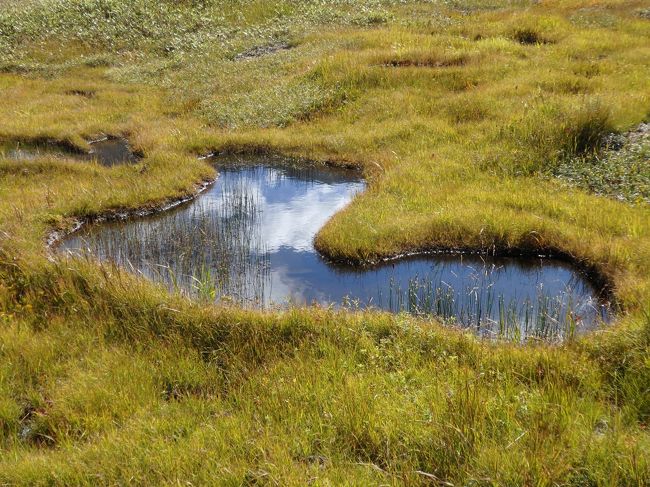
0 1 649 485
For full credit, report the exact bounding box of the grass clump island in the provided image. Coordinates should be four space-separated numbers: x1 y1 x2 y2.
0 0 649 485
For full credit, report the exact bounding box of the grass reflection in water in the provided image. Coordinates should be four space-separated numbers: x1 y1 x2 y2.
61 161 610 340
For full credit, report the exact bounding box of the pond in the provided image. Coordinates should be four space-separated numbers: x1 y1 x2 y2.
59 157 611 340
0 137 139 166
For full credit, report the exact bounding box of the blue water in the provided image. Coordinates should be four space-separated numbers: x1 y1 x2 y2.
60 159 610 338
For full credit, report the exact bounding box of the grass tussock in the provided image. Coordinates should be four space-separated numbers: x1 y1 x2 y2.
0 0 649 484
511 27 553 45
0 257 649 484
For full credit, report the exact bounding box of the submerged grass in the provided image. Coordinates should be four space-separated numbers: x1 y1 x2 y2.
0 0 649 484
379 273 607 340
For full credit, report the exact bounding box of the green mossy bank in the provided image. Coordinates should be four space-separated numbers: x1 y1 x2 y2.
0 0 649 484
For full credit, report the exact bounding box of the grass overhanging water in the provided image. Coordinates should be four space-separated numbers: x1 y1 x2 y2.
0 0 649 484
61 161 612 342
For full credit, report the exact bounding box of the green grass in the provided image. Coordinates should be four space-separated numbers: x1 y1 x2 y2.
554 124 650 204
0 0 649 484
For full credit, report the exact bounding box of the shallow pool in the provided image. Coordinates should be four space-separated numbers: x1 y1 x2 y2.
1 137 138 166
60 158 610 339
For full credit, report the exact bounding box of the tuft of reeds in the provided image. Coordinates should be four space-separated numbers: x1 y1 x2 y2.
62 164 609 342
375 269 608 341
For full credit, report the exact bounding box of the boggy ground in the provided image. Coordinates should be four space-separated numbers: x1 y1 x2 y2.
0 0 649 485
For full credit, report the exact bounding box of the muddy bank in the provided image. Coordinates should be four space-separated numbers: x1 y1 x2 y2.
234 42 292 61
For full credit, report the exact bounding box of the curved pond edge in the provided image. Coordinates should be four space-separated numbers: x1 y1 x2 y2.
1 134 143 166
46 150 618 315
45 151 358 251
319 246 616 308
46 177 217 251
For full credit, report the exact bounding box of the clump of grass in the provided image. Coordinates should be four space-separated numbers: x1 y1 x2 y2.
199 77 343 129
563 100 613 156
511 27 550 45
499 96 613 175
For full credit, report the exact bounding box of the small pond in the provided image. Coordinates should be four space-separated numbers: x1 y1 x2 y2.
0 137 138 167
59 158 611 339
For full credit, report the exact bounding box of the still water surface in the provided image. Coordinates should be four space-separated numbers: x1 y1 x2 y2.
60 160 610 338
1 137 138 166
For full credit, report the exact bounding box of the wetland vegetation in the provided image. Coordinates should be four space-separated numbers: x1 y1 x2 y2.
60 160 610 340
0 0 649 485
1 136 139 166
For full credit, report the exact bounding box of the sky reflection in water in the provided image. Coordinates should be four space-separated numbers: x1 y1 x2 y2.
61 160 610 338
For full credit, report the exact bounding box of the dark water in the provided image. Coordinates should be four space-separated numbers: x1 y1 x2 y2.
0 138 138 166
87 138 139 166
60 160 610 339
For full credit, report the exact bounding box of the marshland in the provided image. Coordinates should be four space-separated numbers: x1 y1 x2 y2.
0 0 649 485
60 159 610 340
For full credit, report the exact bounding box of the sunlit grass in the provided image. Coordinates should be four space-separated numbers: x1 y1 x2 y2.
0 0 649 484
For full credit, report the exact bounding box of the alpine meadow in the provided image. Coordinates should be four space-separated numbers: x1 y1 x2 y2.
0 0 649 485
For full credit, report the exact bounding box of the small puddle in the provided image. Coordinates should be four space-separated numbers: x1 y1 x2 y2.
0 137 139 167
87 138 139 166
234 42 291 61
59 158 611 339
